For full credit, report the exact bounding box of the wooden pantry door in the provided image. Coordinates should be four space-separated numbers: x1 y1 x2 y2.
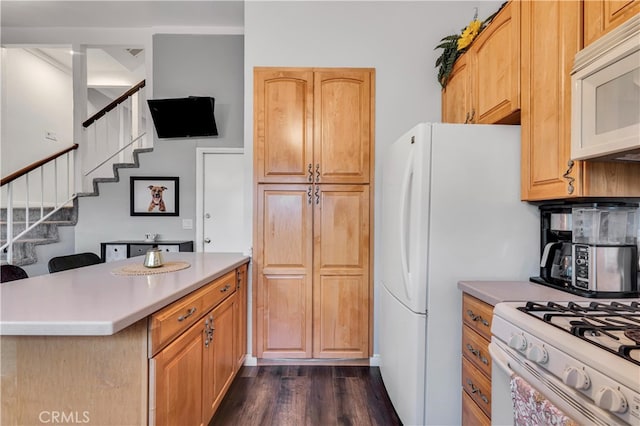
312 184 370 358
254 184 313 358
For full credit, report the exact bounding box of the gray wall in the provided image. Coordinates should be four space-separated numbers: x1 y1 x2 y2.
75 34 244 254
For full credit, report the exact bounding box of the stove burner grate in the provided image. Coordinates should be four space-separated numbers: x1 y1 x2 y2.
517 301 640 366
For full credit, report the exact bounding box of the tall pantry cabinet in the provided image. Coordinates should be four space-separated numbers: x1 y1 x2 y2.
253 67 374 359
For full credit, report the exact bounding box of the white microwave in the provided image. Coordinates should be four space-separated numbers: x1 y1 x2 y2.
571 14 640 162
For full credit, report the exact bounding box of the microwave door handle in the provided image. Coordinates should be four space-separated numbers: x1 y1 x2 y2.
399 156 414 299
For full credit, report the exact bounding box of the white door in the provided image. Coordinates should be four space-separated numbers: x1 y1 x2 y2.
197 149 245 253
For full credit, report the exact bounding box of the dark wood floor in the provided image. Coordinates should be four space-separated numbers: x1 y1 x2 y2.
209 365 403 426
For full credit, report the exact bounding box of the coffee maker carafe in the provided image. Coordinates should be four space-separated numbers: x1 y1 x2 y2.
537 206 573 287
572 205 639 293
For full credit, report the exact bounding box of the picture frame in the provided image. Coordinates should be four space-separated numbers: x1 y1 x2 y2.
130 176 179 216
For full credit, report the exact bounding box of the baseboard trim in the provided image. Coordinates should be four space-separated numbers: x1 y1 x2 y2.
255 357 371 366
369 353 381 366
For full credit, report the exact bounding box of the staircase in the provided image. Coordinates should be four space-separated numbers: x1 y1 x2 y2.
1 202 77 266
1 80 150 267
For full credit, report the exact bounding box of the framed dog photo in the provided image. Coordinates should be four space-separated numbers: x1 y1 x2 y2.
130 176 179 216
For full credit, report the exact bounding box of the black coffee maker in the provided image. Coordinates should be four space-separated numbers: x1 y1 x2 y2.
531 205 573 289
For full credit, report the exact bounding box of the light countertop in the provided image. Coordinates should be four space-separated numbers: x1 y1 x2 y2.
0 252 250 336
457 280 599 306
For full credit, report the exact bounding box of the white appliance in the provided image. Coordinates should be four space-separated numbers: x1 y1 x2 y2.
490 300 640 425
379 123 539 425
571 14 640 161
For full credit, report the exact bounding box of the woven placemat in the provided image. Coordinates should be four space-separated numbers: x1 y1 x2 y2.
112 261 191 276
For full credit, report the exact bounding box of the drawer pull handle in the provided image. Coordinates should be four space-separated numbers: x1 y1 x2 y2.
220 284 231 293
466 379 489 404
177 307 197 322
466 309 489 327
466 343 489 365
204 315 215 347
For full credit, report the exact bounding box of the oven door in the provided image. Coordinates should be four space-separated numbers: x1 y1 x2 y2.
488 338 626 426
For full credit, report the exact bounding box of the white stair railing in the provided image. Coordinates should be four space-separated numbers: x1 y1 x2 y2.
1 145 78 264
80 80 148 194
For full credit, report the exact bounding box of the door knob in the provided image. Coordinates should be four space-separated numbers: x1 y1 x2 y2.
205 213 211 219
204 238 211 244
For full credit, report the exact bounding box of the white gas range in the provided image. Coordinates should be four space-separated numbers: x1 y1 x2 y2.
489 299 640 425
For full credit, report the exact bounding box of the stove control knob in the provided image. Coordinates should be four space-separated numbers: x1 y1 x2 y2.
562 366 590 390
594 386 628 413
508 334 527 351
526 345 548 364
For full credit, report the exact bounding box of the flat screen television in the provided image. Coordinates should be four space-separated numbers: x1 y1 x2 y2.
147 96 218 138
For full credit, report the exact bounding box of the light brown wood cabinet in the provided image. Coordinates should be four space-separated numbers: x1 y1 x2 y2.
254 68 372 184
235 263 248 370
520 0 640 201
584 0 640 47
151 269 245 426
442 1 520 124
442 54 472 124
253 67 374 360
461 293 493 424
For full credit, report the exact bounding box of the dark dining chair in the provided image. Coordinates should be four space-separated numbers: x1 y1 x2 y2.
1 264 29 282
48 252 102 273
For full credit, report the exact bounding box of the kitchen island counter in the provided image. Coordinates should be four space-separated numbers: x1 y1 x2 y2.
457 280 596 306
1 252 250 426
0 252 249 336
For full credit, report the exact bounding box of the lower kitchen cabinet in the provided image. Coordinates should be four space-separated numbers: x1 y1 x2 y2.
152 315 205 426
203 295 236 422
461 293 494 423
235 263 248 370
254 184 371 359
150 268 245 426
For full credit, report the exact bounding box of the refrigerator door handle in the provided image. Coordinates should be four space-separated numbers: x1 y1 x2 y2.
399 155 414 299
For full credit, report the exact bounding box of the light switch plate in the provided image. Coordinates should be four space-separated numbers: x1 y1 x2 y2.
182 219 193 229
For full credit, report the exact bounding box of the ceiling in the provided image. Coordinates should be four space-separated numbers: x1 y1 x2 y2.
2 1 244 96
0 1 244 28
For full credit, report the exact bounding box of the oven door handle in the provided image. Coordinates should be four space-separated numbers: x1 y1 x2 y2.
489 341 513 376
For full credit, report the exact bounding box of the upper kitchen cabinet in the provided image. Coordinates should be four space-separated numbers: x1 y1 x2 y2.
442 1 520 124
442 54 472 124
254 68 373 184
521 0 640 201
584 0 640 47
472 0 521 124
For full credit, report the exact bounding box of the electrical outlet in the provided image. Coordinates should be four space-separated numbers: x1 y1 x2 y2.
45 131 57 141
182 219 193 229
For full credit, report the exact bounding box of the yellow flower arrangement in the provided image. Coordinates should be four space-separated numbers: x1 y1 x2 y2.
457 19 483 51
435 7 500 89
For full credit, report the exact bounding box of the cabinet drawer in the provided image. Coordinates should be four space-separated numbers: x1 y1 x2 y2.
462 324 492 378
104 244 127 262
462 357 492 418
462 389 490 426
150 292 204 356
156 244 180 253
462 293 493 340
129 244 154 257
200 271 237 313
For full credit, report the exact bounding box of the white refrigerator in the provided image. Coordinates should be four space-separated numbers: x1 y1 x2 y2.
379 123 539 426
